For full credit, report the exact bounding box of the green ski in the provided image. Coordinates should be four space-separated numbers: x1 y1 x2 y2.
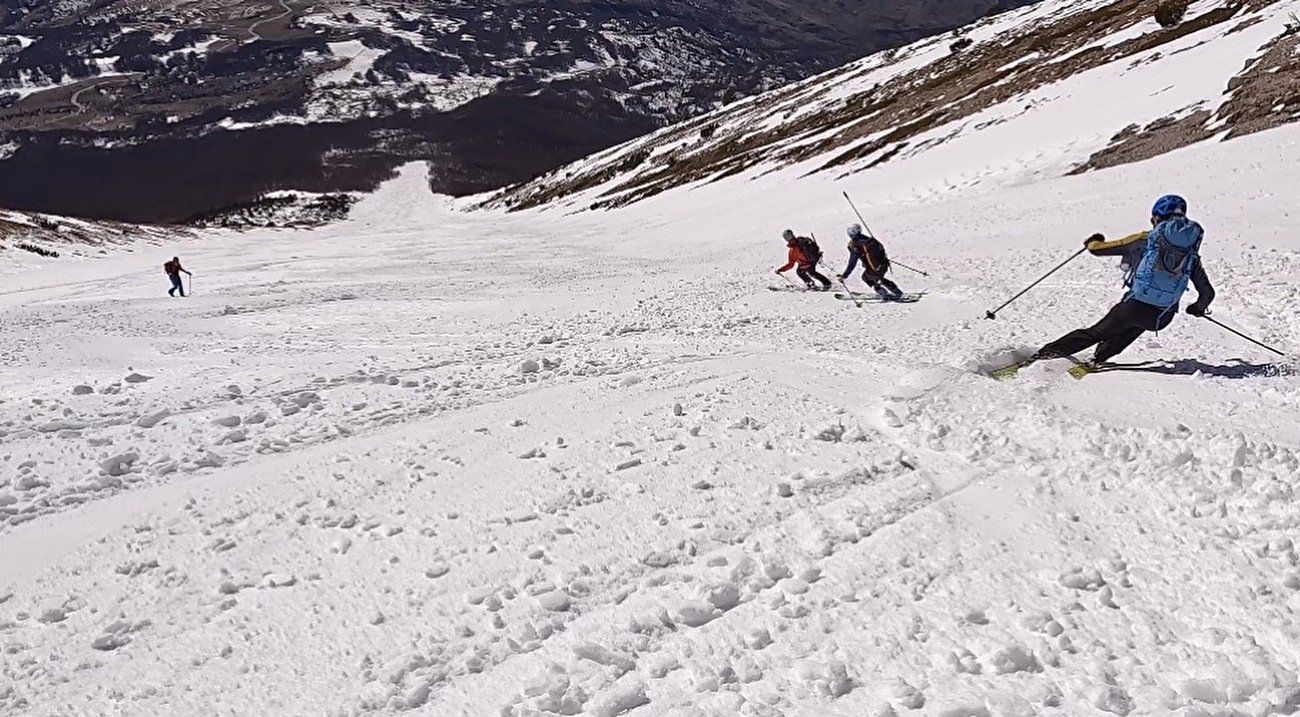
1066 360 1100 379
988 358 1035 380
987 354 1093 380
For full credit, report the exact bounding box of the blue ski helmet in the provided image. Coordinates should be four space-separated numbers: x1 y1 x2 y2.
1151 194 1187 218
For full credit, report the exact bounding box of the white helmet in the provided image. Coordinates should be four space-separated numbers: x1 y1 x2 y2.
847 223 863 237
781 229 795 240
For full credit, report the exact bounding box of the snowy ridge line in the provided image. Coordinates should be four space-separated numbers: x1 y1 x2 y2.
0 206 185 267
486 0 1300 215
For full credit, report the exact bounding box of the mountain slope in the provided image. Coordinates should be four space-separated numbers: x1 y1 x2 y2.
0 0 1038 223
3 0 1300 714
488 0 1300 214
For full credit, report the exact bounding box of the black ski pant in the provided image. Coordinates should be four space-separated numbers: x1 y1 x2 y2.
861 268 901 297
1038 298 1174 363
797 266 832 288
168 273 185 297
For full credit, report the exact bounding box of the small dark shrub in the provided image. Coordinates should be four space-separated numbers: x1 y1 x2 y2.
616 148 651 172
16 242 60 258
1154 0 1190 28
950 37 975 53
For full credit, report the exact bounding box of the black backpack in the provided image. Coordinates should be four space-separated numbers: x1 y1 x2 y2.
855 236 888 271
797 236 822 266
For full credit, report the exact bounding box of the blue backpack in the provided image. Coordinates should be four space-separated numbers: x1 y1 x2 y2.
1130 216 1202 308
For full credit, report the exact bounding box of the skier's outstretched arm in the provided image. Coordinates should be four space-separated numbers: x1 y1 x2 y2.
839 251 859 279
776 248 797 274
1085 230 1147 257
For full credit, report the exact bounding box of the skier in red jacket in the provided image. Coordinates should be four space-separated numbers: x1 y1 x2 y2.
164 257 192 297
775 229 831 291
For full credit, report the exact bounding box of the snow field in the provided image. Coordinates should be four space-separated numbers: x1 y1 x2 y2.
3 81 1300 717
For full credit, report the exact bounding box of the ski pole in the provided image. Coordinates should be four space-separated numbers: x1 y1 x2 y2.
842 191 876 238
836 274 863 308
778 272 800 290
817 233 860 302
985 247 1086 320
891 260 930 277
1201 310 1289 358
811 232 829 272
845 192 930 277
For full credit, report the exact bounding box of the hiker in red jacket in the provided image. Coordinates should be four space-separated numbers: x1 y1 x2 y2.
164 257 191 297
775 229 832 291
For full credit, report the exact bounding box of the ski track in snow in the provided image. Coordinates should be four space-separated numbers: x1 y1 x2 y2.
5 72 1300 717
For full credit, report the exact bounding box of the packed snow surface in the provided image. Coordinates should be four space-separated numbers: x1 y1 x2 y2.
2 114 1299 714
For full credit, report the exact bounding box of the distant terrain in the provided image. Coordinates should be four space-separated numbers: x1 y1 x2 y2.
0 0 1036 222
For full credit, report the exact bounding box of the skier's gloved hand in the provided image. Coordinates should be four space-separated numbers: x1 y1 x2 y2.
1186 303 1207 317
1084 233 1104 248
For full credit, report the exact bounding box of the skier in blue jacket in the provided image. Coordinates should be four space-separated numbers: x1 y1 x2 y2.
838 224 904 300
1034 194 1215 366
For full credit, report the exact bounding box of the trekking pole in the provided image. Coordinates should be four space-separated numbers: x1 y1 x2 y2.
985 247 1086 320
811 232 828 273
836 275 863 308
815 232 860 303
842 191 876 238
1200 310 1290 358
845 192 931 277
891 260 930 277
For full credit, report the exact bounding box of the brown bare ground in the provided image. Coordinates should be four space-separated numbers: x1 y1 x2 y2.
1219 30 1300 138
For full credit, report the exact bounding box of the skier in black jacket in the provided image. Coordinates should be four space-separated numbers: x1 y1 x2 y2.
839 224 903 300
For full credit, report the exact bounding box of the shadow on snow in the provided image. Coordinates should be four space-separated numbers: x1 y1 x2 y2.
1098 358 1296 379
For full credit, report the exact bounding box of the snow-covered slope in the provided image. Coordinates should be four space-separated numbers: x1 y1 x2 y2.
3 129 1300 713
4 1 1300 715
0 208 183 260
